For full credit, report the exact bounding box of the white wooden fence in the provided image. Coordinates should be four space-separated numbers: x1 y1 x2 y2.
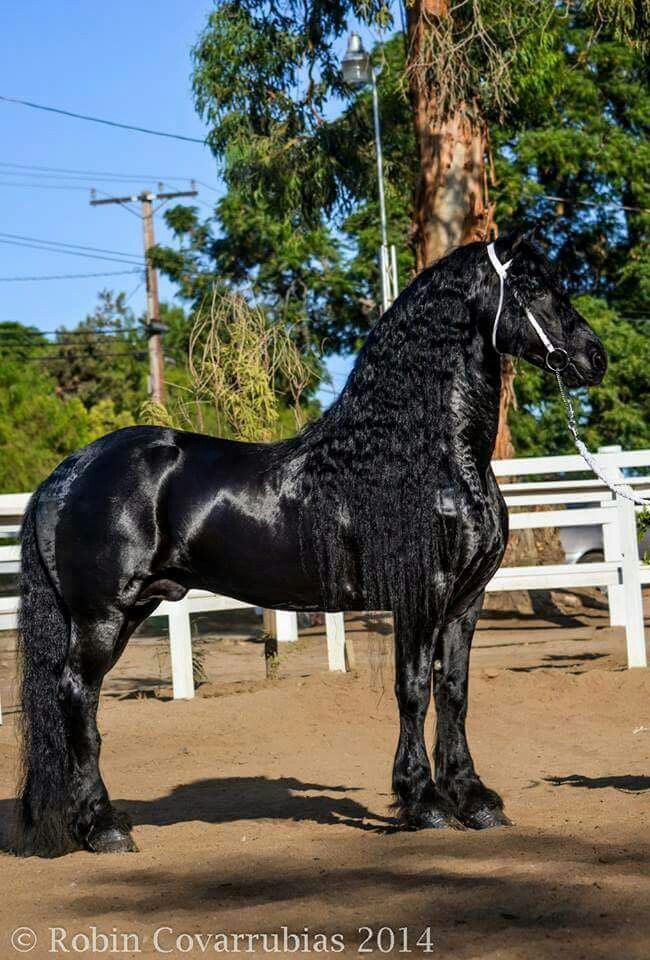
0 446 648 711
491 445 649 668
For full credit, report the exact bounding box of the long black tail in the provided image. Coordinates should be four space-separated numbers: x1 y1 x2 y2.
15 492 75 857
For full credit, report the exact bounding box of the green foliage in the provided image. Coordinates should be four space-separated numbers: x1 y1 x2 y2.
0 293 151 492
0 352 134 493
0 322 48 361
492 12 649 316
142 292 318 442
192 1 392 218
586 0 650 50
45 291 148 413
146 0 650 457
404 0 562 122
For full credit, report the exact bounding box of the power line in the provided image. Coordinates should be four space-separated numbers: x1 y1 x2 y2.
0 169 157 185
1 340 144 351
0 161 204 183
0 269 142 282
21 350 148 362
0 230 143 260
0 95 207 144
0 238 144 266
124 279 145 304
0 164 197 187
193 179 220 195
0 180 92 192
0 327 143 338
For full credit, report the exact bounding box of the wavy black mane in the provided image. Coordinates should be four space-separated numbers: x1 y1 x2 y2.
283 241 503 633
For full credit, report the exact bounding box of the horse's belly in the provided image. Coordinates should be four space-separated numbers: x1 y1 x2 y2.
181 491 323 610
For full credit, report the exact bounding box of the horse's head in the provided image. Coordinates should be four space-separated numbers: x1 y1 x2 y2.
487 230 607 387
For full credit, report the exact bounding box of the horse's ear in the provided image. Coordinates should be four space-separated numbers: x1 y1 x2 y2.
494 227 529 261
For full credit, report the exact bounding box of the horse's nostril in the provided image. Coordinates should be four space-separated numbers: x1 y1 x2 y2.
590 347 606 372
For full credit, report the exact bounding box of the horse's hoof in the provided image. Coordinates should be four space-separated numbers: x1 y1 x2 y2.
87 828 138 854
461 806 511 830
403 808 465 831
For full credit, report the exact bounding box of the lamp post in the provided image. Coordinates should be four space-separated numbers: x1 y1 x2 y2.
342 32 398 313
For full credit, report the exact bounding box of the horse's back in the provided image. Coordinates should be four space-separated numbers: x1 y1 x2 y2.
34 425 318 613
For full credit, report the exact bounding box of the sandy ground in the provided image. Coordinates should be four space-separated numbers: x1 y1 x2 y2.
0 593 648 959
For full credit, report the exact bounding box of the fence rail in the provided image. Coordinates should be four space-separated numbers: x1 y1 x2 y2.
0 446 648 713
490 444 649 669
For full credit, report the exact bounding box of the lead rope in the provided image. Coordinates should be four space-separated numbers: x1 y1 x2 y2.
486 242 650 508
554 370 650 507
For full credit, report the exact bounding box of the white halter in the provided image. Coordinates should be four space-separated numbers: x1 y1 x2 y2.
487 242 567 371
486 242 649 507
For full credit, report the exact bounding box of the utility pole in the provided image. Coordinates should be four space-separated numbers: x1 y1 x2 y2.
90 185 198 404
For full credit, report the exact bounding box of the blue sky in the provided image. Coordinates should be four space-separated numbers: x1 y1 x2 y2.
0 1 360 401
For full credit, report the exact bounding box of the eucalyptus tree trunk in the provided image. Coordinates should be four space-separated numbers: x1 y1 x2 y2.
405 0 494 269
404 0 513 459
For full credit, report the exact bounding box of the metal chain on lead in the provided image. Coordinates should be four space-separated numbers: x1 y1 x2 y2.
555 370 650 507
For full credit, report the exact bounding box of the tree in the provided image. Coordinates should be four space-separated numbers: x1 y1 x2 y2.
150 291 317 440
154 1 647 457
46 290 148 413
0 294 154 493
0 349 134 493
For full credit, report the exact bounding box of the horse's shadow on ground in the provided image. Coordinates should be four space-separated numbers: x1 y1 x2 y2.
510 652 610 673
118 775 392 833
0 775 391 852
546 773 650 792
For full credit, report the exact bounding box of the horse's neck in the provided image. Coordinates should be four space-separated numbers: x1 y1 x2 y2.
394 309 502 474
445 334 502 471
315 285 502 475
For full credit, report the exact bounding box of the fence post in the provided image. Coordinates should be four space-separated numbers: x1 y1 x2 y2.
325 612 347 672
616 492 647 668
275 610 298 643
598 445 626 627
168 599 195 699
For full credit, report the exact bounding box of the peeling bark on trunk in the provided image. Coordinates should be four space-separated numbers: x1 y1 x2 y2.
409 103 495 270
406 0 496 270
494 356 516 461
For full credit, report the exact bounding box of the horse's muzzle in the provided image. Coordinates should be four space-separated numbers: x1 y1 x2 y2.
567 342 607 387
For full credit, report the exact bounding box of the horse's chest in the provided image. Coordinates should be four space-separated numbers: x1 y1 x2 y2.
464 489 506 551
439 483 508 606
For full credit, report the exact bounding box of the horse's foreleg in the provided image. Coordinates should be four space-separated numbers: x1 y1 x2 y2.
433 594 509 829
392 623 459 829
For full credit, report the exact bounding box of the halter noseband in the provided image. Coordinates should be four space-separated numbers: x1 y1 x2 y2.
487 242 570 373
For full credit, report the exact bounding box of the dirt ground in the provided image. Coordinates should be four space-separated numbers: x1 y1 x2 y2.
0 592 648 959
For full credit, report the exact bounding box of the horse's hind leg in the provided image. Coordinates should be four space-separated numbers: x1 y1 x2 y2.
61 607 150 853
433 594 509 829
392 620 459 829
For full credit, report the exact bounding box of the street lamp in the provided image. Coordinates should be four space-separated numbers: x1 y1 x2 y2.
342 32 398 313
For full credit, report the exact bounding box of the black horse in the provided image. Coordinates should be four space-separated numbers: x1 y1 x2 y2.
15 231 606 857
